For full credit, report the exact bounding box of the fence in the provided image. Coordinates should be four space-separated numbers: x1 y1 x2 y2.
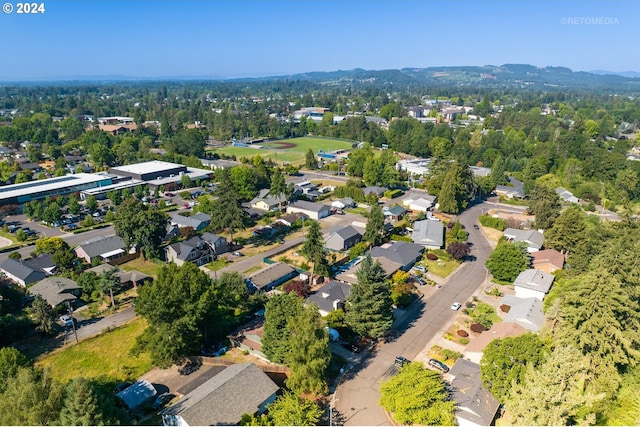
108 251 140 266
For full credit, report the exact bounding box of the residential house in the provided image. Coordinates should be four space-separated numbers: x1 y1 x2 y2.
500 295 545 332
0 258 46 287
29 277 82 309
293 181 320 201
383 205 407 222
403 196 436 212
74 235 128 264
274 212 308 227
464 322 528 364
555 187 580 204
396 158 432 177
336 257 403 285
363 186 387 197
286 200 331 220
325 225 362 252
22 254 57 276
245 262 297 292
513 269 555 300
411 219 444 249
160 363 279 427
503 228 544 253
165 233 227 267
86 264 152 288
305 281 351 316
530 249 565 273
331 197 356 210
116 379 156 410
370 241 425 271
495 177 526 199
249 189 288 212
447 359 500 427
169 212 211 232
200 158 241 170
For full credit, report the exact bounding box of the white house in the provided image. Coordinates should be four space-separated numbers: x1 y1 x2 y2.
513 269 555 300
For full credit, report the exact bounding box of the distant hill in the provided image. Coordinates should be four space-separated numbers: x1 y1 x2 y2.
252 64 640 92
589 70 640 78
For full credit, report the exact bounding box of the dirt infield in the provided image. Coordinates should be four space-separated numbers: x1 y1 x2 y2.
264 141 297 149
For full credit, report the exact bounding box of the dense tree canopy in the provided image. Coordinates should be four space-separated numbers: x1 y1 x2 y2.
485 241 530 283
380 362 455 426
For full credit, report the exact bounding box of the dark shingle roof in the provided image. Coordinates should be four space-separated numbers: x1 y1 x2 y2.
23 254 55 271
0 258 44 283
29 277 81 307
161 363 279 426
306 281 351 313
246 262 296 290
370 241 424 267
76 235 126 259
449 359 500 426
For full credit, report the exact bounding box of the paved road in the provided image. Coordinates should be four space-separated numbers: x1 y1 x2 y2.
65 306 137 342
334 202 492 426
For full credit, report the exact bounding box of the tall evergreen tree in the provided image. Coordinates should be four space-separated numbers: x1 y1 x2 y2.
261 293 304 364
0 367 65 425
269 167 287 211
285 305 330 396
528 184 562 229
363 203 385 247
29 295 56 335
305 149 317 169
490 154 508 187
0 347 29 393
301 220 329 277
345 254 394 338
211 168 246 244
59 377 103 426
544 205 588 254
505 346 605 426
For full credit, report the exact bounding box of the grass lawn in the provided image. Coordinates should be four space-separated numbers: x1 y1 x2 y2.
345 206 370 215
205 258 231 271
119 258 165 279
207 136 354 166
423 249 461 278
242 264 264 275
36 318 152 382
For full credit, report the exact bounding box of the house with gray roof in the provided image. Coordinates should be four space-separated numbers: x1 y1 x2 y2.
23 254 56 276
245 262 297 292
495 177 525 199
383 205 407 222
336 257 403 285
325 225 362 251
447 358 500 427
249 188 288 212
331 197 356 210
29 277 82 309
274 212 308 227
306 281 351 316
0 258 46 287
555 187 580 204
166 233 227 267
501 295 545 332
513 269 555 300
503 228 544 252
411 219 444 249
286 200 331 220
160 363 278 427
169 212 211 232
74 235 128 264
370 241 425 271
363 186 387 197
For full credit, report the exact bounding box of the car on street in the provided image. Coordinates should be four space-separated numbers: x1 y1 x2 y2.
60 315 74 327
413 265 426 273
164 192 175 197
231 251 244 257
428 358 450 373
451 302 462 311
152 392 174 410
473 224 480 230
394 356 409 367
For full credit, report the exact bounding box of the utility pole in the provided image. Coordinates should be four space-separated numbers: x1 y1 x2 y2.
69 308 78 344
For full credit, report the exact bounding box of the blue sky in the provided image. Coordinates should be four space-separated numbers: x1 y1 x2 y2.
0 0 638 80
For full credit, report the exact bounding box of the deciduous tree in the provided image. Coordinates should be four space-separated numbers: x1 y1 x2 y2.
0 347 29 393
380 362 455 426
0 367 65 425
485 241 529 283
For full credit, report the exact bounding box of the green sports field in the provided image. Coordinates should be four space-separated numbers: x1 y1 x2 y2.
207 137 356 165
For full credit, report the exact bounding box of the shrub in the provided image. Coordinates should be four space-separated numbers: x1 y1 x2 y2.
478 214 507 231
470 323 487 333
500 304 511 313
426 253 438 261
440 349 461 360
459 337 469 345
456 329 469 337
383 189 404 199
